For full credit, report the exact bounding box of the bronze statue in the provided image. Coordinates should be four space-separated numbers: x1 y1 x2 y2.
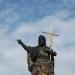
17 35 57 75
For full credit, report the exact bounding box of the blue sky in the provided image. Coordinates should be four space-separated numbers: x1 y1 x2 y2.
0 0 75 75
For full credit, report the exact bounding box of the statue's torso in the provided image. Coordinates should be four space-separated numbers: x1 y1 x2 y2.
36 47 50 65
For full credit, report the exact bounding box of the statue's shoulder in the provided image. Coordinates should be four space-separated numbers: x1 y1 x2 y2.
33 46 39 48
28 46 36 49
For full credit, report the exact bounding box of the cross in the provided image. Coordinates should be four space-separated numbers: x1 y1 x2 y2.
42 25 59 49
42 24 59 62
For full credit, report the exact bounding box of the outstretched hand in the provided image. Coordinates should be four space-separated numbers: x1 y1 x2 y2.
17 39 22 44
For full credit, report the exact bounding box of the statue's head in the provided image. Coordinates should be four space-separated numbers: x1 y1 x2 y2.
38 35 46 47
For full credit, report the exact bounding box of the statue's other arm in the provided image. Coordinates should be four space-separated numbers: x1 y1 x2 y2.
50 49 57 56
45 47 57 56
17 39 30 52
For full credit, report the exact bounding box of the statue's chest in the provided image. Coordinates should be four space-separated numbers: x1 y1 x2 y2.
38 47 48 57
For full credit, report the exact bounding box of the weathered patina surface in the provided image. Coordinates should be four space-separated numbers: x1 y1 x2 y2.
17 35 57 75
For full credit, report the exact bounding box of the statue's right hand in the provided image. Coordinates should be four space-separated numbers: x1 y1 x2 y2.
17 39 22 44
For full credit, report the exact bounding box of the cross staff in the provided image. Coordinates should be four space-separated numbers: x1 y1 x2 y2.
42 25 59 49
42 32 59 49
42 25 59 61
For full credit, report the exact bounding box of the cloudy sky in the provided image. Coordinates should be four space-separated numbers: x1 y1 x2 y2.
0 0 75 75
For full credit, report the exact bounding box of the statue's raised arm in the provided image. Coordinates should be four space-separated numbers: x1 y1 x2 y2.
17 39 30 52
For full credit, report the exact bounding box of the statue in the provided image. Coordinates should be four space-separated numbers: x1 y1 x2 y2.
17 35 57 75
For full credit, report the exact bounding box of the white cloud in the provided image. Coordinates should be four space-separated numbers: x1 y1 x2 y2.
0 8 20 24
0 25 9 39
0 64 18 75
